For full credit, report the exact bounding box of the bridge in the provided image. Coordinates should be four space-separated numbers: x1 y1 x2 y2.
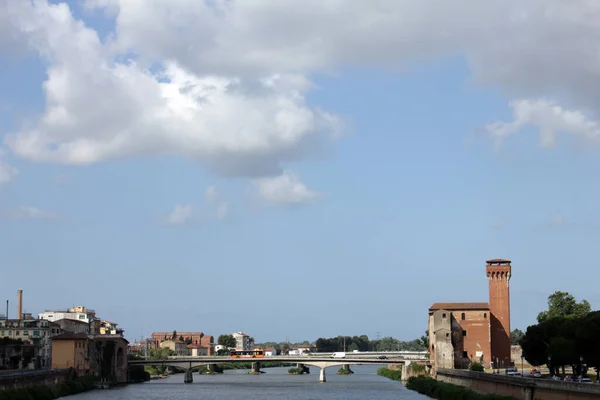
129 355 429 383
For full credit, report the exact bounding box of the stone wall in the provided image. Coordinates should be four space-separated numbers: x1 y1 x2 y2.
436 368 600 400
0 369 71 391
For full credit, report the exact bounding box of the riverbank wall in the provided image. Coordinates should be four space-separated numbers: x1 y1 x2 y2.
0 369 71 391
436 368 600 400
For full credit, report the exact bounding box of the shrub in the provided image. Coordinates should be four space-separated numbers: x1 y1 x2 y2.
377 367 402 381
469 362 485 372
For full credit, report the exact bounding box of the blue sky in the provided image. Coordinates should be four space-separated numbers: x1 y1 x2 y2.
1 1 599 343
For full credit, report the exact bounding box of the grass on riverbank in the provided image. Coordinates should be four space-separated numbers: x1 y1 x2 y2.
0 376 97 400
377 367 402 381
406 376 515 400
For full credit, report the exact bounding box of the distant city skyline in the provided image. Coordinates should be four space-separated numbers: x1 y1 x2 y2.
1 1 599 343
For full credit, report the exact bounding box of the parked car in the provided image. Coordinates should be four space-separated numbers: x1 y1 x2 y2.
532 372 542 378
505 367 518 376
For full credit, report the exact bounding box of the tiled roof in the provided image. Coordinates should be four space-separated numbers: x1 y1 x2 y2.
52 332 88 340
429 302 489 311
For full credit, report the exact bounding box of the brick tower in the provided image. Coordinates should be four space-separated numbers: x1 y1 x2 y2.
486 259 512 368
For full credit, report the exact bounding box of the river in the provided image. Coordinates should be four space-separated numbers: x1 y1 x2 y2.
66 366 430 399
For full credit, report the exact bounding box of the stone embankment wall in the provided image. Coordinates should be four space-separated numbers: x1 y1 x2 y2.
0 369 71 391
437 368 600 400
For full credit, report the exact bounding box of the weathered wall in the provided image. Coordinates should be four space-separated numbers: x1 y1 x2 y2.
437 368 600 400
0 369 71 391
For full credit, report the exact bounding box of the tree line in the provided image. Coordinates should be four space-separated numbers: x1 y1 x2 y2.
315 334 427 353
520 291 599 379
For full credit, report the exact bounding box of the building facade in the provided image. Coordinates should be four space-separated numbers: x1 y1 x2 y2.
51 332 90 374
151 332 214 355
160 339 190 356
428 259 512 371
232 332 254 351
0 318 63 368
38 306 101 334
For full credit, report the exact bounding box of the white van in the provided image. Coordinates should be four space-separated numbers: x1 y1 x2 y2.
331 352 346 358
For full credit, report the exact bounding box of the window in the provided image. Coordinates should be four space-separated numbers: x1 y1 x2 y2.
463 351 468 358
461 313 466 321
442 313 447 318
23 331 29 336
445 333 449 338
463 330 467 337
484 313 487 319
33 331 40 336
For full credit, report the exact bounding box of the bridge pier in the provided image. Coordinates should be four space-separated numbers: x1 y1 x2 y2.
319 368 326 383
251 362 261 374
184 369 193 383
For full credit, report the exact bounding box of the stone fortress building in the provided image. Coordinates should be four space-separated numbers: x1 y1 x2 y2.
428 259 512 372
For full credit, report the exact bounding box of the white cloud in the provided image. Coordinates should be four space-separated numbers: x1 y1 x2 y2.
1 0 600 179
0 151 17 184
204 185 228 219
165 204 193 225
253 171 320 206
486 99 600 148
9 206 58 220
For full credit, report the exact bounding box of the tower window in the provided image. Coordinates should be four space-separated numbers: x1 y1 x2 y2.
463 351 468 358
442 313 446 319
461 313 466 321
446 333 449 338
484 313 487 319
463 330 467 337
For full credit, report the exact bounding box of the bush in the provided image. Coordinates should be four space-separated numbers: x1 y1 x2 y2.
469 362 485 372
406 376 514 400
377 367 402 381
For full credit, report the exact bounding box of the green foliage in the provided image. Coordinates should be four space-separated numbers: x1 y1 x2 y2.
337 366 354 375
408 363 427 374
377 367 402 381
521 308 600 375
149 347 175 360
510 329 524 345
0 376 97 400
469 362 485 372
288 366 309 374
406 376 514 400
217 334 237 349
215 349 229 356
315 334 426 353
537 291 591 323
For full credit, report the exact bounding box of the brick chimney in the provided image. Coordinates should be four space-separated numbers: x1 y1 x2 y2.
17 289 23 320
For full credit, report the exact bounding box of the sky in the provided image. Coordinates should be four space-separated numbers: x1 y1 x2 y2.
1 0 600 344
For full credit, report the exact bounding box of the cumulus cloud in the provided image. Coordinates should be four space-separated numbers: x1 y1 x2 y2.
254 171 320 206
1 0 600 184
486 99 600 148
9 206 58 220
165 204 193 225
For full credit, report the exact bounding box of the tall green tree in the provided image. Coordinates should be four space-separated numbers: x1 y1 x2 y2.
510 329 524 345
217 334 237 348
537 291 591 323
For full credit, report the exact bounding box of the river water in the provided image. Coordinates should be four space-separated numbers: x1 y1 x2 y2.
66 366 430 399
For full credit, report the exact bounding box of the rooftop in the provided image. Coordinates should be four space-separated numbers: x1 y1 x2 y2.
429 302 490 311
486 259 511 264
52 332 89 341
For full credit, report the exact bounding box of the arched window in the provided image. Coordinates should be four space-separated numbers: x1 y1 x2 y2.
461 313 466 321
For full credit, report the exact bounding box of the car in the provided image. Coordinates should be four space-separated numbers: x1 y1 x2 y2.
581 377 592 383
505 367 518 376
532 372 542 378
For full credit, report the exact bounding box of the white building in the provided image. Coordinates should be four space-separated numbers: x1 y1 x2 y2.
38 306 101 334
232 332 254 351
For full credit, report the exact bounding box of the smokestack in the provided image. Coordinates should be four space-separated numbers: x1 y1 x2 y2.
5 300 7 320
17 290 23 320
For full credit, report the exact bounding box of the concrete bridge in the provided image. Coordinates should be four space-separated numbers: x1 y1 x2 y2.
129 356 423 383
